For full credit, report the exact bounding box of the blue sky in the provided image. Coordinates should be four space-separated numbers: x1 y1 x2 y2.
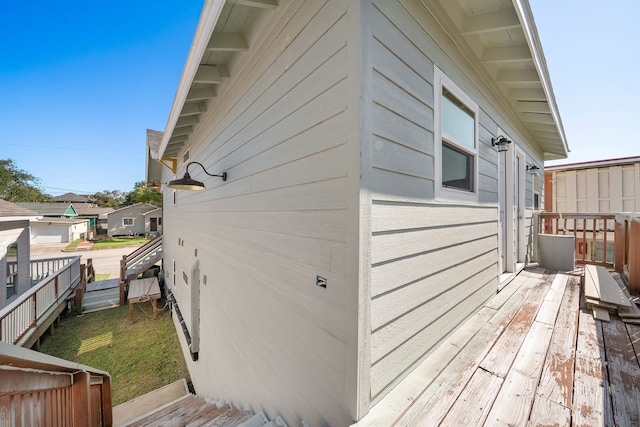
0 1 203 196
0 1 637 196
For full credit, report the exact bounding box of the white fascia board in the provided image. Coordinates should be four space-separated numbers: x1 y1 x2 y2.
513 0 570 159
159 0 227 157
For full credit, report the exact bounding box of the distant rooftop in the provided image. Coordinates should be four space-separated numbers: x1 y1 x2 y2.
52 192 92 203
0 199 41 219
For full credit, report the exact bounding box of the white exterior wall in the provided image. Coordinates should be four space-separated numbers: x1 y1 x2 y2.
365 0 544 403
31 221 89 244
551 162 640 213
162 0 356 425
0 221 31 309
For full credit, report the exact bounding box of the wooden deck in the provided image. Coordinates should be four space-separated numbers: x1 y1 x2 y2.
357 267 640 426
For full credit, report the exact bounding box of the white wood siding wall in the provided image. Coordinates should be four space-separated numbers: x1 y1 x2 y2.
367 0 502 402
163 0 353 425
552 163 640 213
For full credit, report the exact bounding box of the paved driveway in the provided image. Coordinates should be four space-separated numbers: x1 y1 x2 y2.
30 243 145 279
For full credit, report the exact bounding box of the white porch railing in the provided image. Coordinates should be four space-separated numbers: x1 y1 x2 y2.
0 256 81 344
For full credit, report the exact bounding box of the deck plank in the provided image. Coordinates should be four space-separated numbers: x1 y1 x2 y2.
601 318 640 426
484 321 554 426
572 308 613 427
533 275 580 410
388 268 640 427
437 369 503 426
627 323 640 360
354 307 497 427
479 272 555 377
396 270 544 426
527 395 571 427
535 274 568 325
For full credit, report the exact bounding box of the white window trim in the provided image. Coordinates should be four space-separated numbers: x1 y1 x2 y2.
122 217 134 226
434 66 479 203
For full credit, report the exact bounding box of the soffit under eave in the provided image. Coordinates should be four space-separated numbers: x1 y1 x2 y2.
431 0 569 159
158 0 227 159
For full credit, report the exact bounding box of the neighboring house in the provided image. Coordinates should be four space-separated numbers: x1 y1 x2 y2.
15 202 78 219
51 192 92 204
30 217 90 244
142 207 163 236
0 200 40 308
544 155 640 262
72 203 114 234
545 156 640 213
106 203 160 237
147 1 568 425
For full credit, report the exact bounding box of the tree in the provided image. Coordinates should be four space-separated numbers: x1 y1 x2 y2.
0 159 50 202
92 189 126 208
124 181 162 206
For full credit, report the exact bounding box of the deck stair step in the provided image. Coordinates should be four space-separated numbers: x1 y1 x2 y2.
83 279 121 313
122 394 291 427
123 236 163 281
584 264 640 323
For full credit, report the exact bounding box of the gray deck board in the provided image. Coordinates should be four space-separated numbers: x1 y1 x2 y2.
356 267 640 426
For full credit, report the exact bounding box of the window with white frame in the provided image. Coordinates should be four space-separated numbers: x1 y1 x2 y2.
435 67 479 201
122 217 134 226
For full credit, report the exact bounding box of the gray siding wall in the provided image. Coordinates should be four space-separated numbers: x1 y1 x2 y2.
163 0 354 425
0 221 31 308
366 0 504 402
107 205 153 237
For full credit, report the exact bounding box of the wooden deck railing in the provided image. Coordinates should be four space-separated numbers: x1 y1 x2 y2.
537 212 640 294
0 256 81 345
0 340 112 426
120 235 163 281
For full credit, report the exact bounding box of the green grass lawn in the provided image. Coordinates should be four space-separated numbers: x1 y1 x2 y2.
65 237 151 251
39 302 190 406
92 237 150 249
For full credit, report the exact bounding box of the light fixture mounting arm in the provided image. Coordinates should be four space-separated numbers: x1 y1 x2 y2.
185 161 227 181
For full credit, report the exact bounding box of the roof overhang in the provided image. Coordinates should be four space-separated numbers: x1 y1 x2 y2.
157 0 568 161
428 0 569 160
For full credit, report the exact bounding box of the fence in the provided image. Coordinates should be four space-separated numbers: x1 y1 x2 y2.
537 212 640 294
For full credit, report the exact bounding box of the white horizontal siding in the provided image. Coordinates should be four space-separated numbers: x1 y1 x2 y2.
369 202 498 400
366 0 502 404
162 0 353 425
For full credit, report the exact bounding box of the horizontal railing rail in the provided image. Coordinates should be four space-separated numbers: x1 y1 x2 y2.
0 256 81 344
538 212 616 267
537 212 640 295
30 256 79 284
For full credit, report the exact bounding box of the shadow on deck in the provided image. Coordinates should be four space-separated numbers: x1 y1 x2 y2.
356 267 640 426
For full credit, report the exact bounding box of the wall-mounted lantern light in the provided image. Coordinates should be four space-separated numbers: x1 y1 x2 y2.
526 164 540 175
167 161 227 190
491 135 512 152
146 181 162 191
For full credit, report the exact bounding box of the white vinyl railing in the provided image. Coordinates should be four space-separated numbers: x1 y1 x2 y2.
0 256 81 344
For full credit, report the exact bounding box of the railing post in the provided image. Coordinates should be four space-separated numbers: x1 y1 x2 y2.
102 375 113 426
614 215 625 273
629 217 640 295
72 371 91 426
31 293 37 327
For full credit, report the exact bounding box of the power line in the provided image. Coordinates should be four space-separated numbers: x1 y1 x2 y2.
0 143 139 154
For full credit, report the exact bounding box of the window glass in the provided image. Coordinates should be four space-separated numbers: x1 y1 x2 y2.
442 89 475 150
442 142 474 192
123 218 134 226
